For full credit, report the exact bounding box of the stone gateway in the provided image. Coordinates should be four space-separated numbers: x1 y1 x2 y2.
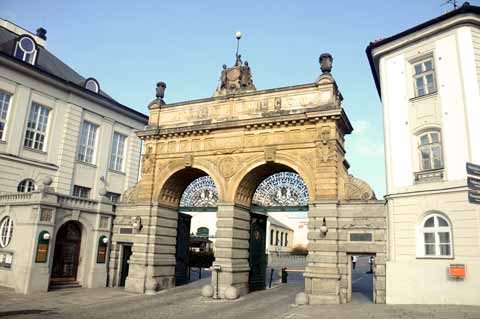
109 50 387 304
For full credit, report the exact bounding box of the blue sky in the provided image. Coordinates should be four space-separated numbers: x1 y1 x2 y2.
3 0 478 197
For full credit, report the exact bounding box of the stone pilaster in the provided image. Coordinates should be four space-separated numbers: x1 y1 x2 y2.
304 201 340 304
211 203 250 298
113 203 178 294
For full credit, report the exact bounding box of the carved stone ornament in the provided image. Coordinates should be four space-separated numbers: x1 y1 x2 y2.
319 53 333 74
317 141 336 163
142 147 154 174
215 54 256 96
148 81 166 109
183 154 193 168
265 147 276 163
130 216 142 232
345 175 376 200
121 185 139 204
219 156 237 178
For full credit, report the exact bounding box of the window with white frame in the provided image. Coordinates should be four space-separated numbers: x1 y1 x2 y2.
0 91 11 140
77 121 98 163
420 214 452 257
24 103 50 151
0 216 13 248
109 132 126 171
418 131 443 171
17 179 35 192
72 185 91 198
13 36 37 65
413 57 436 97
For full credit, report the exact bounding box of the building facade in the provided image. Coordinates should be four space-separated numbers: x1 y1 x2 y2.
0 19 147 294
367 3 480 305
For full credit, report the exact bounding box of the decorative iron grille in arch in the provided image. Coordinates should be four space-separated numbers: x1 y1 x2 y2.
180 176 218 207
180 172 308 208
252 172 308 207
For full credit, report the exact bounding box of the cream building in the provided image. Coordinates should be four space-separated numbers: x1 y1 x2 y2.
367 3 480 305
0 19 147 293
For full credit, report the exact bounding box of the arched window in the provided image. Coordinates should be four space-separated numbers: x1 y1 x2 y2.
420 214 452 257
418 131 443 171
85 78 100 94
13 36 37 65
0 216 13 248
17 179 35 192
270 229 274 245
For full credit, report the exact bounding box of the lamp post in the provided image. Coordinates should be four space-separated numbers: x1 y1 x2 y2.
320 217 328 236
235 31 242 58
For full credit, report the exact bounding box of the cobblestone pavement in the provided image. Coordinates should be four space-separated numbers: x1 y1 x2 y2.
0 280 479 319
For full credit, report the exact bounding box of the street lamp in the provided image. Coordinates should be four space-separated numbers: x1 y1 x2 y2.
320 217 328 235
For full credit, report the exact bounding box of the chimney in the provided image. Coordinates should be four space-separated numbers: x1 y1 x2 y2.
36 27 47 41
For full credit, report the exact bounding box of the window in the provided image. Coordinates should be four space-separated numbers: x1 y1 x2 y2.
72 185 91 198
24 103 49 151
85 78 100 93
285 233 288 246
420 214 452 257
270 229 274 245
109 132 126 171
77 121 98 163
106 192 121 203
0 91 11 140
276 230 279 246
280 232 284 246
0 217 13 248
17 179 35 192
13 36 37 65
413 58 436 97
418 131 443 171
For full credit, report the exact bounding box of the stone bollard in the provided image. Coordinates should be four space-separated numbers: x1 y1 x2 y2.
295 292 309 305
201 285 214 298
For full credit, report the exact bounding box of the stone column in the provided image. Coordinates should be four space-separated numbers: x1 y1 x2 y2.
304 201 340 304
211 203 250 298
121 203 178 294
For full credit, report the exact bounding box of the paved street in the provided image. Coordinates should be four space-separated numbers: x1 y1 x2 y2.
1 279 479 319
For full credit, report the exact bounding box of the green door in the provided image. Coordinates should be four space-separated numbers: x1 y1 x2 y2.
249 213 267 292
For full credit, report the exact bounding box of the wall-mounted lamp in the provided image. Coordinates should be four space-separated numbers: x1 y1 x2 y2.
102 236 109 244
320 217 328 235
42 232 51 241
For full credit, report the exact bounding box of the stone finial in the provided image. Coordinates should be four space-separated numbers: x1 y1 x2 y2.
156 81 166 99
319 53 333 74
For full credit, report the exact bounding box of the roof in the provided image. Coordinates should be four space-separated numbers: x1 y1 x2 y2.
0 21 148 123
366 2 480 98
268 215 293 231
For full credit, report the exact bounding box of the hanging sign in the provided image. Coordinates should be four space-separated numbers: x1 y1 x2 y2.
467 177 480 190
449 264 466 279
466 162 480 177
466 163 480 204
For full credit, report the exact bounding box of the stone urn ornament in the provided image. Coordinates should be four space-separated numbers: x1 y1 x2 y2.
319 53 333 74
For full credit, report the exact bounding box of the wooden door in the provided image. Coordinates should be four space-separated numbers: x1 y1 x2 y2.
119 245 132 287
249 213 267 292
51 221 82 282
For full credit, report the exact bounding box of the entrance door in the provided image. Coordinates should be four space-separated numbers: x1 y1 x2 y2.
51 221 82 283
249 213 267 292
175 212 191 285
119 245 132 287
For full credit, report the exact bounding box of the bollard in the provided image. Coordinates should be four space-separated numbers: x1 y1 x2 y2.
281 267 288 283
269 268 274 288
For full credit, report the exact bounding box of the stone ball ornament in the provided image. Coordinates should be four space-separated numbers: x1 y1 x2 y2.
224 286 239 300
295 292 309 305
42 176 53 186
201 284 214 298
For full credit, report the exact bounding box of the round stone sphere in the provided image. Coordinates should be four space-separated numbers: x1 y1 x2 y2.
201 284 214 298
295 292 309 305
224 286 239 300
42 176 53 186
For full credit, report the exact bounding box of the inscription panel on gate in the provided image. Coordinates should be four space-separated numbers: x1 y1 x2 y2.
349 232 373 242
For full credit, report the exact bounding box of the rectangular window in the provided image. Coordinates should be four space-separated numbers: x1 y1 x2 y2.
285 233 288 246
109 132 127 171
24 103 49 151
106 192 121 203
72 185 91 198
413 58 436 97
77 121 98 163
0 91 11 140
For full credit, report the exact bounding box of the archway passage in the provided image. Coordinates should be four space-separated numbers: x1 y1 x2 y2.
50 221 82 288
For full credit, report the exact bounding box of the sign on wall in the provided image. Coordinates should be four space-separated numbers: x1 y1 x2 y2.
466 162 480 204
0 251 13 269
448 264 466 280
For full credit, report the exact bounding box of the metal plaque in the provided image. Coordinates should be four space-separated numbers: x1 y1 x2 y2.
349 233 373 242
119 227 133 234
466 162 480 177
468 191 480 204
468 177 480 190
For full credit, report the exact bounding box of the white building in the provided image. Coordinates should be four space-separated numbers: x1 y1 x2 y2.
0 19 147 293
367 3 480 305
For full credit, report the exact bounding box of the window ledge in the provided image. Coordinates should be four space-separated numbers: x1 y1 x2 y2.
416 256 454 260
23 147 47 155
0 140 6 144
108 169 126 176
409 91 437 102
76 161 97 168
414 168 444 184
